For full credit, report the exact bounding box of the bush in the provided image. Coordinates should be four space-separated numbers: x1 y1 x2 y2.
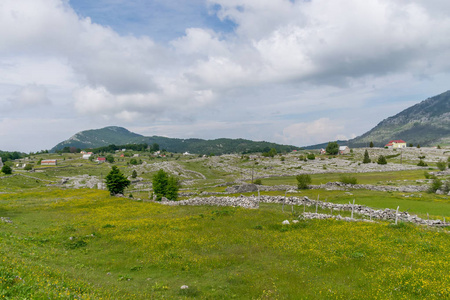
254 179 262 185
131 170 137 178
307 153 315 160
339 175 358 185
296 174 311 190
24 164 33 171
377 155 387 165
1 165 12 175
436 160 447 171
427 178 442 193
417 160 428 167
106 155 114 163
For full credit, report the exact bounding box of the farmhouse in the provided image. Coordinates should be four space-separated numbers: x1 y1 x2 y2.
339 146 350 155
82 154 92 159
41 159 57 166
385 140 407 149
96 157 106 163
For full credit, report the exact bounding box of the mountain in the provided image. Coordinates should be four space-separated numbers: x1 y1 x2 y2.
51 126 148 151
51 126 299 155
348 90 450 147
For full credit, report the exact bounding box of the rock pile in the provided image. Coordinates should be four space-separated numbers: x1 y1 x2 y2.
161 195 259 209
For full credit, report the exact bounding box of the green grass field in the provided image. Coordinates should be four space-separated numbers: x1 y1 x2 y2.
1 152 450 299
1 189 449 299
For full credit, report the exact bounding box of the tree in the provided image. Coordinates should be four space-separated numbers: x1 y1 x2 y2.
1 165 12 175
326 142 339 155
296 174 311 190
152 169 179 201
363 150 371 164
369 141 374 148
105 166 130 195
377 155 387 165
106 154 114 163
131 170 138 178
24 164 33 171
150 143 160 152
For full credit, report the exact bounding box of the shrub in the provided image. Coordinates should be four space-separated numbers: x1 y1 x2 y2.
339 175 358 185
106 155 114 163
427 178 442 193
417 160 428 167
377 155 387 165
296 174 311 190
254 179 262 185
307 153 315 160
436 160 447 171
1 165 12 175
24 164 33 171
131 170 137 178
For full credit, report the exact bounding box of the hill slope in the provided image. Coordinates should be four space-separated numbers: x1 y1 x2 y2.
51 126 298 154
348 90 450 147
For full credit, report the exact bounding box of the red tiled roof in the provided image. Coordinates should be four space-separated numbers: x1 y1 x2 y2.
387 140 406 144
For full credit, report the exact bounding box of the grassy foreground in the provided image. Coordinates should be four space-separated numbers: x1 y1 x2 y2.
1 189 449 299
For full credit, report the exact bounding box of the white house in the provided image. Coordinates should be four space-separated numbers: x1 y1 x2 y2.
339 146 350 155
82 154 92 159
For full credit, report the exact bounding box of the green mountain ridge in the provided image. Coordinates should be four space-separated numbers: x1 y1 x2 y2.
304 90 450 149
51 126 298 155
348 90 450 147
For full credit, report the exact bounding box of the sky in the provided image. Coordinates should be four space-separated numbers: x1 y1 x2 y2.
1 0 450 152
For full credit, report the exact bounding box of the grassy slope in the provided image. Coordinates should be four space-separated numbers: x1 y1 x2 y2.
1 189 450 299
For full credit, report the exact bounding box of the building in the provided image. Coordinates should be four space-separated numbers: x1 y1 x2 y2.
385 140 407 149
41 159 57 166
339 146 350 155
96 157 106 163
82 154 92 159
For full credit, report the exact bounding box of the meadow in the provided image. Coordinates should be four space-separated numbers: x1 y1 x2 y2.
1 149 450 299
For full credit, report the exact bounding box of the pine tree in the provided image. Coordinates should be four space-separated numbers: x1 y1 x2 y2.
377 155 387 165
363 150 371 164
369 141 374 148
105 166 130 195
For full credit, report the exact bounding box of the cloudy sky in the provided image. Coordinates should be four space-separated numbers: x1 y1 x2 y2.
1 0 450 152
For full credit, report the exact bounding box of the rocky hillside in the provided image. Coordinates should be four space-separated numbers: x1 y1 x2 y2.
51 126 298 155
348 90 450 147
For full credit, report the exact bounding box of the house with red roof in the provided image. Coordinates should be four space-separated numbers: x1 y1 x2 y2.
385 140 407 149
96 157 106 163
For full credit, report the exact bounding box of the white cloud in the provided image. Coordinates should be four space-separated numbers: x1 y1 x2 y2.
2 0 450 151
280 118 351 146
9 84 51 108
